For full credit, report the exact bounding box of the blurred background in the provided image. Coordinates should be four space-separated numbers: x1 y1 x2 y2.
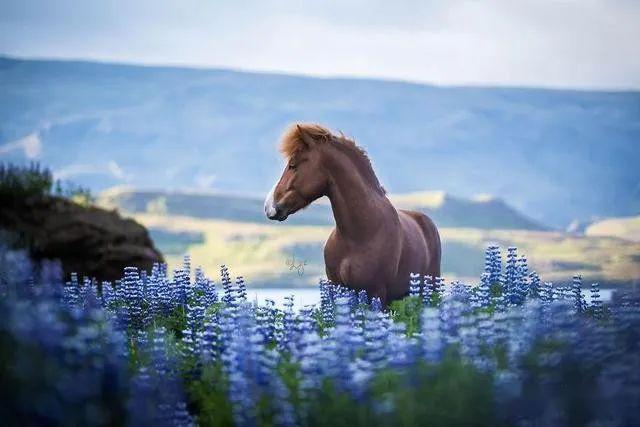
1 1 639 290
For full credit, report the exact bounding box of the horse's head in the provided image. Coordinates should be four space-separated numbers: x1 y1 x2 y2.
264 124 330 221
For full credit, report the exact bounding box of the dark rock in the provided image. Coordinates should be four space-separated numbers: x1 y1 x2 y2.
0 194 164 281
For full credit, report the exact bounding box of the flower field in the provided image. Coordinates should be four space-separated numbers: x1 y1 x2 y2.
1 245 639 426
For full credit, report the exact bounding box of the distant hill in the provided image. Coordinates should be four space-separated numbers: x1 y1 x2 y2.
98 187 545 230
1 56 639 227
585 215 640 243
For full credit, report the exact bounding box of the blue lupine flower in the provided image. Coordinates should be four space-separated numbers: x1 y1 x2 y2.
504 246 519 305
484 245 502 284
280 295 295 352
590 282 603 319
409 272 421 297
528 270 541 299
371 296 383 312
433 276 445 299
319 279 335 326
236 275 247 301
422 274 434 306
478 272 491 308
364 309 389 368
572 274 585 314
221 264 235 307
3 243 640 427
123 266 144 329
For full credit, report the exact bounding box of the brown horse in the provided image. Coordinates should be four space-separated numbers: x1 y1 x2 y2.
264 123 441 305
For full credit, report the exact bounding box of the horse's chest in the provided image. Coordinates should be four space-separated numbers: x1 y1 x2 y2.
325 239 393 286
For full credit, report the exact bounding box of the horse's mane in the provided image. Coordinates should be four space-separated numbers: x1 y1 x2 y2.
280 123 386 195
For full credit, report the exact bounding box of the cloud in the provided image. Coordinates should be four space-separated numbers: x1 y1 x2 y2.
54 161 132 181
0 132 42 159
194 173 217 190
0 1 639 89
107 160 131 181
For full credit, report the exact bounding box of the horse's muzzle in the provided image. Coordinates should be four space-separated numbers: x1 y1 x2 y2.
264 191 289 221
266 205 289 221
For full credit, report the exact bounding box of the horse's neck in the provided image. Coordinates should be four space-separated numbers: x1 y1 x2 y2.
325 152 396 241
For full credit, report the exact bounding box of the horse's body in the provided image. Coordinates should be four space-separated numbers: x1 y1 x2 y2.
265 124 441 305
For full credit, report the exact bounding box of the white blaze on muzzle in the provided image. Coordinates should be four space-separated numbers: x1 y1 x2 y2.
264 181 278 218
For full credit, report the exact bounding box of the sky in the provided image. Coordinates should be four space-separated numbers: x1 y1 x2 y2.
1 0 640 90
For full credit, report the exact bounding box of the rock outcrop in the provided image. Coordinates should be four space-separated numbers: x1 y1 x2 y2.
0 194 164 281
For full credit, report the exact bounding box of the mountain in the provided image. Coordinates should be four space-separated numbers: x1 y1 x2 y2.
1 56 639 227
98 187 545 230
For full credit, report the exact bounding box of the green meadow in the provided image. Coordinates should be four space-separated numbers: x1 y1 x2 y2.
132 212 640 289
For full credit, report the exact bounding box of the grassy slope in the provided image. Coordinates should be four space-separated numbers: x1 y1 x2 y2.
130 213 640 289
98 188 546 230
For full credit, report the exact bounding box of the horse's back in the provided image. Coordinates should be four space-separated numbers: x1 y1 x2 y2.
399 209 441 277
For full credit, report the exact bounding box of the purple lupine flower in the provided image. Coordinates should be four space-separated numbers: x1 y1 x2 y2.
370 296 383 312
459 310 482 367
484 245 502 284
101 281 115 308
433 276 445 299
326 296 356 389
123 266 144 329
298 330 322 398
363 309 388 369
291 306 315 360
572 274 585 314
387 321 412 368
422 275 433 306
478 272 491 309
172 401 195 427
64 271 80 308
182 254 191 286
172 268 188 307
319 279 335 326
220 265 235 307
421 307 442 363
541 281 554 305
146 273 160 319
236 275 247 301
504 246 519 305
279 295 295 352
517 255 530 303
528 270 541 299
158 275 172 314
409 272 421 297
590 282 603 319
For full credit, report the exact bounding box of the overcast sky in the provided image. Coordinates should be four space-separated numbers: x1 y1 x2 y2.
1 0 639 89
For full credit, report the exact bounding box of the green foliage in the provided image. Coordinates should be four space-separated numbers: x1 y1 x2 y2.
389 296 423 336
0 162 53 198
0 162 94 204
299 355 495 427
186 363 233 426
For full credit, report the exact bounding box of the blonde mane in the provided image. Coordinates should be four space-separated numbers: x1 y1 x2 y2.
279 123 386 195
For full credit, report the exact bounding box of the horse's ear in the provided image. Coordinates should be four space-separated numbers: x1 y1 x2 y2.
296 125 315 148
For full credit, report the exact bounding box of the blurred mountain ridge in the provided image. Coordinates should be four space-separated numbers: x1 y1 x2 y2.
1 56 639 227
98 187 546 230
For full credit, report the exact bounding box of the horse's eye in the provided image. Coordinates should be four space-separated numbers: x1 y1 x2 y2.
288 164 296 170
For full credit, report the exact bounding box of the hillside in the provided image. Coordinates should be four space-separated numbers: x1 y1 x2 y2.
0 193 163 281
585 215 640 243
126 212 640 289
98 187 545 230
1 57 639 227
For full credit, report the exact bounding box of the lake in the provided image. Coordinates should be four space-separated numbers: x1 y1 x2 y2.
248 287 614 309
